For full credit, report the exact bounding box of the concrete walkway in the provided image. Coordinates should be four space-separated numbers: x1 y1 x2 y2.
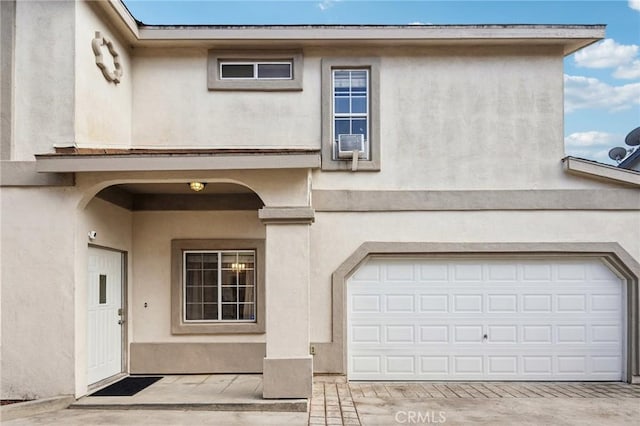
3 377 639 425
71 374 307 412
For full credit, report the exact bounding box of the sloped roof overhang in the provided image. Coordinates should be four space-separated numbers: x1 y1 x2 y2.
35 148 321 173
563 156 640 187
95 1 604 55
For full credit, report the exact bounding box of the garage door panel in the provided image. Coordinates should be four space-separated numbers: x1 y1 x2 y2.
419 294 449 312
348 258 624 381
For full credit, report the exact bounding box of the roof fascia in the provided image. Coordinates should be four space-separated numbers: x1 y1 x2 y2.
95 2 604 55
136 25 604 55
563 157 640 187
34 152 321 173
91 0 140 44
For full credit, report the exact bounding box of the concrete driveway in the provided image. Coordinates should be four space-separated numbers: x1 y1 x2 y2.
312 380 640 426
4 379 639 425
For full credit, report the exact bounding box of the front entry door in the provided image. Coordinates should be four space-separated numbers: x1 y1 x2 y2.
87 247 124 384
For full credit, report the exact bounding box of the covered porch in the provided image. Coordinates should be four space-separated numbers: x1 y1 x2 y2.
35 149 319 400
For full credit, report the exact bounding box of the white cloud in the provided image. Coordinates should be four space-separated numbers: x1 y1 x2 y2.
630 0 640 12
574 39 638 69
613 59 640 79
408 21 433 25
564 74 640 112
317 0 338 11
564 131 617 148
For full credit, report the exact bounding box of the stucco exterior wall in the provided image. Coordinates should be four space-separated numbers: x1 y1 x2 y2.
309 210 640 342
312 46 616 191
74 1 132 148
12 0 75 160
131 210 266 343
0 187 78 399
131 48 320 149
74 196 133 396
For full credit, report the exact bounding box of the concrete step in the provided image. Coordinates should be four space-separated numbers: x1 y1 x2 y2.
69 399 308 412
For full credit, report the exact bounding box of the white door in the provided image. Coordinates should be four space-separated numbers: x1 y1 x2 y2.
88 247 123 384
348 257 624 381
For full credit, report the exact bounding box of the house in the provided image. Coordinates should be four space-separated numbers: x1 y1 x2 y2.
1 0 639 403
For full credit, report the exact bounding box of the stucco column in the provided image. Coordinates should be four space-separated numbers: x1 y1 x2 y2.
259 207 314 399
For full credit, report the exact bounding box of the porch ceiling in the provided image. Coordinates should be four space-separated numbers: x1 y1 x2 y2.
97 182 264 211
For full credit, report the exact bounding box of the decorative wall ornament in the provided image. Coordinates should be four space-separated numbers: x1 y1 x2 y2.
92 31 122 84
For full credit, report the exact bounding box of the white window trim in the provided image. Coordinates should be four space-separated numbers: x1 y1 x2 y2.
321 57 381 171
171 239 265 335
208 49 303 91
332 69 370 161
219 61 293 80
183 250 256 323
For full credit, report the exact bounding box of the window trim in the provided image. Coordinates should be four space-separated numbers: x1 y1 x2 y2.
171 239 265 335
321 57 381 171
208 49 303 91
219 61 293 80
182 250 256 323
332 69 370 161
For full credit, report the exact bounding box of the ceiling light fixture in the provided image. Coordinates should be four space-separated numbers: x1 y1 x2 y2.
189 182 206 192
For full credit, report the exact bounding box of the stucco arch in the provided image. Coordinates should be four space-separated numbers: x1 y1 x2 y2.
72 169 309 211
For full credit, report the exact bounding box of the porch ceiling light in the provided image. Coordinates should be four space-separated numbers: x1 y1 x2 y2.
189 182 206 192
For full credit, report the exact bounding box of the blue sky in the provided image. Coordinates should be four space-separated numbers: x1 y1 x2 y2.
123 0 640 165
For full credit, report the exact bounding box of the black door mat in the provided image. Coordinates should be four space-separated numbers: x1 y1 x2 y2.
90 376 163 397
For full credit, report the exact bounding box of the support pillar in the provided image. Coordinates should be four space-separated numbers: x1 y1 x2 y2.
259 207 314 398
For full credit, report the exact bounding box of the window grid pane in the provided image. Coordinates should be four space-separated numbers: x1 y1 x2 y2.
332 69 370 160
184 250 255 322
220 61 292 80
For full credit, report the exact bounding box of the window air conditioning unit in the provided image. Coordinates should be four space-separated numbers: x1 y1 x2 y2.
337 134 365 159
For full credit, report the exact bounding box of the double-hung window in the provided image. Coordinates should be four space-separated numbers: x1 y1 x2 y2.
184 250 256 322
321 58 380 171
333 69 370 160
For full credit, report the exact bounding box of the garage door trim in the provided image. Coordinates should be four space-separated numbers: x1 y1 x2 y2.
310 242 639 384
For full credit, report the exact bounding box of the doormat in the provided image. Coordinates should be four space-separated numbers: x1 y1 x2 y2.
90 376 163 397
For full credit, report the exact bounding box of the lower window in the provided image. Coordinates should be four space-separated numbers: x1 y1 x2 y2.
171 239 265 334
184 250 256 322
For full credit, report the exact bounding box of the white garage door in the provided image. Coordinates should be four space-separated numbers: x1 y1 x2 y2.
347 257 624 381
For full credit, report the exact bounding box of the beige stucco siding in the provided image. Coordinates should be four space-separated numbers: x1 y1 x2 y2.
313 46 617 190
131 210 266 343
0 187 78 398
309 210 640 342
12 0 75 160
131 49 320 149
74 1 132 148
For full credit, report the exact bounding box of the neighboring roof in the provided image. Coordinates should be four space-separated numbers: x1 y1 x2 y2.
619 148 640 170
562 156 640 187
95 1 603 54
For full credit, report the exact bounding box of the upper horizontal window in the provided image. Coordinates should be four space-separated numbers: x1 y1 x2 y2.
208 50 303 91
220 62 292 80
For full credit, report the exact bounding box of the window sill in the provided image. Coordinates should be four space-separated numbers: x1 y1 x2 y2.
321 159 381 171
172 321 265 335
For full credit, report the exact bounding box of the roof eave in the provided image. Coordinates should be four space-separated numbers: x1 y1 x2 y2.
96 1 604 54
563 157 640 187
